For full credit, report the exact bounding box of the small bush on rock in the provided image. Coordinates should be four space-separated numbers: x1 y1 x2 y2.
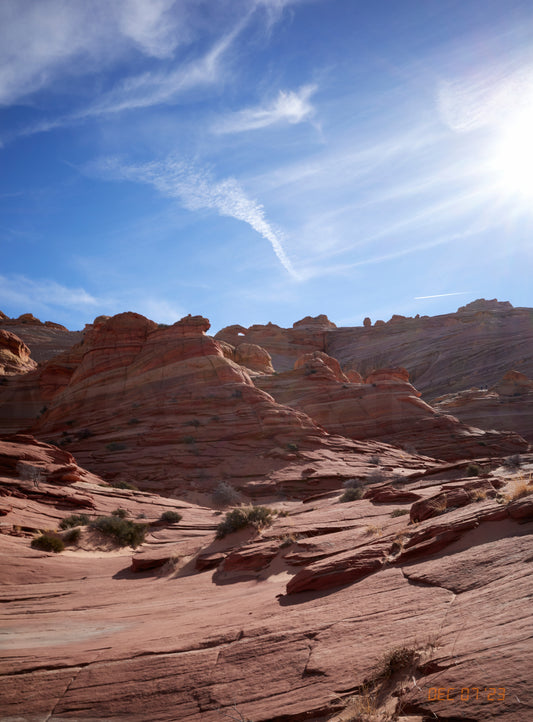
90 516 147 548
60 514 90 529
343 478 364 489
63 527 81 545
216 506 274 539
503 454 522 469
110 480 137 490
160 510 182 524
367 469 386 483
212 481 242 507
378 645 418 679
31 533 64 553
340 487 364 503
466 463 481 477
111 508 128 518
390 508 409 517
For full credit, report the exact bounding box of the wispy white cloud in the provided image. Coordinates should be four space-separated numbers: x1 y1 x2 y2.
437 65 533 134
296 222 489 282
79 15 249 119
91 156 299 278
0 0 189 107
213 84 317 134
414 292 469 300
131 297 184 325
0 273 186 326
0 274 100 313
116 0 183 59
0 0 304 139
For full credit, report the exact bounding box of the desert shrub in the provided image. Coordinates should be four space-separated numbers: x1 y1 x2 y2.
106 442 127 452
286 442 299 452
390 508 409 517
212 481 243 507
31 533 64 553
503 454 522 469
63 527 81 545
59 513 90 529
77 428 93 440
343 478 363 489
216 506 274 539
279 533 301 548
391 473 409 485
340 487 364 503
110 480 137 490
90 516 147 548
367 469 386 483
466 463 481 477
377 645 418 679
128 417 140 425
369 454 380 466
111 508 128 518
160 510 182 524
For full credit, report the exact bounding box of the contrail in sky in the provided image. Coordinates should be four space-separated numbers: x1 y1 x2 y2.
414 292 469 299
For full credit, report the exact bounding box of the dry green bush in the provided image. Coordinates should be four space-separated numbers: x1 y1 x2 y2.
90 516 147 548
340 487 364 503
212 481 243 507
160 510 182 524
31 533 64 553
216 506 275 539
59 513 90 529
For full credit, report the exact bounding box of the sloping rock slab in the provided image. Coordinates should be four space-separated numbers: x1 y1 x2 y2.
286 540 389 594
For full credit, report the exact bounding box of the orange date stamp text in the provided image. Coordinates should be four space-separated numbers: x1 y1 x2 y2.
427 687 506 703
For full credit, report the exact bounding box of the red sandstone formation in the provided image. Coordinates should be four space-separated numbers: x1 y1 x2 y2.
434 369 533 443
0 329 37 375
256 354 528 461
234 342 274 373
215 313 336 370
3 312 421 497
327 299 533 398
0 433 531 721
216 300 533 402
0 310 82 362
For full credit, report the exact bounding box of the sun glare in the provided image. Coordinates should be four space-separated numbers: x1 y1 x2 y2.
492 109 533 199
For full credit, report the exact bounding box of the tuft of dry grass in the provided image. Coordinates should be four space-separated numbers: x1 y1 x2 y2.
365 525 383 537
279 533 301 548
390 508 409 517
343 688 379 721
390 530 409 554
469 488 488 502
428 496 448 515
505 478 533 503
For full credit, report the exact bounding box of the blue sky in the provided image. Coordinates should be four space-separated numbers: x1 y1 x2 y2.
1 0 532 332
